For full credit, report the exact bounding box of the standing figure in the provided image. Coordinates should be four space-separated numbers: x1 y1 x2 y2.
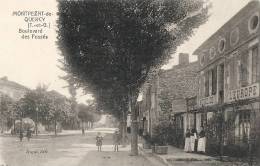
82 128 85 135
184 129 192 152
96 132 103 152
198 126 206 153
19 130 23 142
26 129 32 141
190 128 197 152
113 130 120 152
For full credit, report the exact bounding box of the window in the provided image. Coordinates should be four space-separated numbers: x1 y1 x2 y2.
248 12 259 34
218 64 225 103
230 28 239 46
209 47 216 60
200 74 205 98
200 55 205 66
252 46 258 83
250 15 259 30
218 64 224 91
211 67 217 95
218 38 226 53
205 71 209 97
239 111 250 143
238 53 249 87
225 63 230 91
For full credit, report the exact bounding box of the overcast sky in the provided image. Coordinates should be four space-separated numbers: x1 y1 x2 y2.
0 0 252 103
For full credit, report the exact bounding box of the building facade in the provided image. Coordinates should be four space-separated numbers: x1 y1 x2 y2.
0 76 29 101
0 77 29 132
139 53 199 142
193 1 260 156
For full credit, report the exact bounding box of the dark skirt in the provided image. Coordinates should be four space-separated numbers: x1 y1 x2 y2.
96 140 102 146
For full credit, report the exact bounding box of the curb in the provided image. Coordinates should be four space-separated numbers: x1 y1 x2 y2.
138 145 170 166
138 145 220 166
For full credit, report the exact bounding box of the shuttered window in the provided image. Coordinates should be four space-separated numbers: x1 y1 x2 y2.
212 67 217 95
239 111 250 143
239 53 249 87
205 71 209 97
252 46 258 83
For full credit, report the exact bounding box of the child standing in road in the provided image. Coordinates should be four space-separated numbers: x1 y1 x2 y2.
96 132 103 152
113 130 120 152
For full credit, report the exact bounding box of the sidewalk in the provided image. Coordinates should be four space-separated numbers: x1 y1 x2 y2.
138 144 216 166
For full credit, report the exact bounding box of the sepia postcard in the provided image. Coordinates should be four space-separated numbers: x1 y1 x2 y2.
0 0 259 166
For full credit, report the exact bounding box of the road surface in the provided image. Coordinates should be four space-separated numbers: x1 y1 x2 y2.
0 128 160 166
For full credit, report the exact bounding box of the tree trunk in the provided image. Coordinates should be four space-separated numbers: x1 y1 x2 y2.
121 110 127 146
87 121 89 130
129 90 138 156
82 120 85 135
54 119 57 136
13 119 16 134
35 123 38 136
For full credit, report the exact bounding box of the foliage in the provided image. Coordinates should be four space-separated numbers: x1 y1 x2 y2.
57 0 210 118
15 89 50 124
158 90 172 112
0 93 15 129
13 88 73 131
77 104 94 122
152 116 172 145
47 90 72 124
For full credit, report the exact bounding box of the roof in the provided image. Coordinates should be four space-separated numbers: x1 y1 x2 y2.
0 77 29 91
193 1 260 55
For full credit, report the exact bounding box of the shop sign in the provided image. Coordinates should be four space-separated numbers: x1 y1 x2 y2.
225 83 259 102
199 95 217 107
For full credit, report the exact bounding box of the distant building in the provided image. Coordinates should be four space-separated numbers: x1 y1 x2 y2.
193 1 260 156
0 76 29 101
139 53 199 141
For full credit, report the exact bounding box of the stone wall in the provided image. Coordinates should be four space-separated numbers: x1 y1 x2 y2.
158 61 199 113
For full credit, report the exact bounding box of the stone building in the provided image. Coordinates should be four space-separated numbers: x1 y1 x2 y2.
0 76 29 132
139 53 199 143
193 1 260 157
0 76 29 101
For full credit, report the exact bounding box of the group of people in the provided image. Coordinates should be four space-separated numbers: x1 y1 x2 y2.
19 129 32 142
184 126 206 153
96 129 121 152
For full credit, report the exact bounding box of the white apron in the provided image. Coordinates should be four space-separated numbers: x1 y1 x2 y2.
197 137 206 152
184 137 191 152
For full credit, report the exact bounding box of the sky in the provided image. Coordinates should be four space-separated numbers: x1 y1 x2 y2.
0 0 252 104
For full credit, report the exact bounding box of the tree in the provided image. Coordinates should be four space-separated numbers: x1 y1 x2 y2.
0 93 15 133
77 104 90 134
17 88 50 135
77 103 100 131
47 90 72 136
57 0 209 155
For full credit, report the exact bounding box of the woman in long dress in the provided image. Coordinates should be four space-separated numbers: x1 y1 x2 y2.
190 128 197 152
198 127 206 153
184 129 192 152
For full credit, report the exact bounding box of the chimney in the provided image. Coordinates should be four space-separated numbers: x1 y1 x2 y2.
179 53 189 65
